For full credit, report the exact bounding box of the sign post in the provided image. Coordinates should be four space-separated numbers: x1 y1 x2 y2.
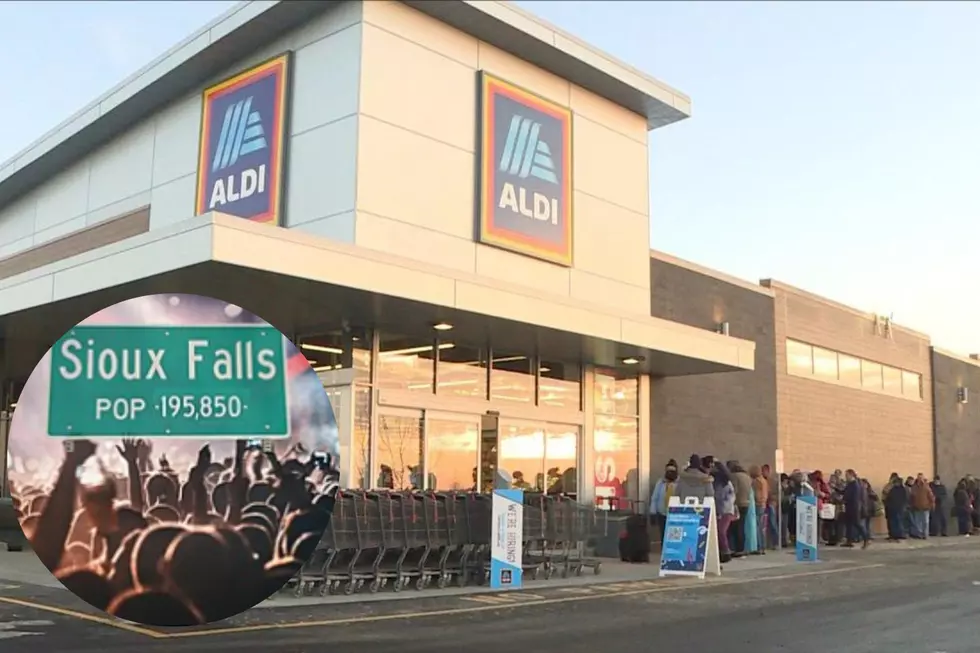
796 482 819 562
48 325 290 439
490 489 524 590
659 496 722 580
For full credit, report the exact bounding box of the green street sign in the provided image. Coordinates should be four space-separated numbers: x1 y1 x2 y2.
47 325 291 438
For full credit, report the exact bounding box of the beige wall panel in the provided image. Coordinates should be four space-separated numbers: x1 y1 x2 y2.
361 0 479 68
573 191 648 286
474 243 570 297
569 84 647 145
476 42 570 107
356 116 475 240
356 211 477 274
360 24 477 152
569 269 648 316
573 115 649 217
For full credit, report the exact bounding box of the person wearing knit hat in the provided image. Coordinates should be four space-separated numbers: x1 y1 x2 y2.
675 453 713 503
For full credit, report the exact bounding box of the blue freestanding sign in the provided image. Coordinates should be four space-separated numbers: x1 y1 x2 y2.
796 493 819 562
490 489 524 589
659 496 722 580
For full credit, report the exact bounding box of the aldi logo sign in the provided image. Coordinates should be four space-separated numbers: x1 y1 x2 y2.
479 73 573 266
195 54 291 226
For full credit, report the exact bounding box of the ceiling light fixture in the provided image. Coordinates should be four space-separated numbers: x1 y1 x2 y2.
433 322 454 331
301 343 344 355
621 357 641 365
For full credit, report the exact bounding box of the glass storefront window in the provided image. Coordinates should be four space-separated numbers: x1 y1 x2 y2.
352 385 371 489
902 371 922 399
594 371 638 416
425 417 479 491
786 339 814 376
377 333 437 393
838 354 861 386
490 354 534 403
861 360 883 389
498 422 545 491
539 361 581 410
812 347 838 380
882 365 902 395
375 413 422 490
437 344 488 399
593 414 639 508
545 424 578 496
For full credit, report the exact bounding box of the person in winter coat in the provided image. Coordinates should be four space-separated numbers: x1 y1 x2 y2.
675 455 713 503
649 460 679 541
809 470 832 544
953 479 973 535
883 474 909 540
842 469 869 548
909 475 935 539
862 478 880 541
728 461 753 556
929 476 948 537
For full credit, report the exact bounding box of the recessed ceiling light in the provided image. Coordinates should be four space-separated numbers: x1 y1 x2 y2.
622 357 641 365
433 322 454 331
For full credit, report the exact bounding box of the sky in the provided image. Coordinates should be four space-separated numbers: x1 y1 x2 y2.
1 1 979 353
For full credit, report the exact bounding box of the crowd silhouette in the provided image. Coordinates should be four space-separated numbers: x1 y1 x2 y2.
12 437 336 627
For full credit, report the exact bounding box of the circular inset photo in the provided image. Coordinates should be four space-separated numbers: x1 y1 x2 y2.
6 293 339 627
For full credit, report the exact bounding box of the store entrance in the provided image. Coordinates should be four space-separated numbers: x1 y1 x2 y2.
479 416 580 500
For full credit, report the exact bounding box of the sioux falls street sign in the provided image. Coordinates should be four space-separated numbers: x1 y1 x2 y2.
47 325 290 439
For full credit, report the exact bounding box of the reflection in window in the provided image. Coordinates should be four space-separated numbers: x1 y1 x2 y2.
498 423 544 491
437 344 488 399
882 366 902 395
377 333 439 393
491 354 534 403
539 361 581 410
353 385 371 489
902 371 922 399
861 360 883 389
545 425 578 496
593 414 639 508
376 414 422 490
594 372 638 416
838 354 861 386
352 333 371 383
786 340 813 376
812 347 838 380
425 419 478 491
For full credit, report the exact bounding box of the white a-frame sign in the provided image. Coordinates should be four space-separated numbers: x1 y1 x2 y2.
658 496 722 580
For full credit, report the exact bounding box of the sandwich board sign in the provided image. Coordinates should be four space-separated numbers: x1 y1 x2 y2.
659 496 722 580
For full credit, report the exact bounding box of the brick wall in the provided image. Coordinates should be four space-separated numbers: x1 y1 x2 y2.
932 349 980 483
765 281 933 487
649 254 778 478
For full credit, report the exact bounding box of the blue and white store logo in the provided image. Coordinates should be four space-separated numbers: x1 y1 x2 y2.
196 55 290 226
479 73 573 266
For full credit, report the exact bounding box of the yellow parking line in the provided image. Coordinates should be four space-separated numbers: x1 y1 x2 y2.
0 596 167 639
160 563 885 639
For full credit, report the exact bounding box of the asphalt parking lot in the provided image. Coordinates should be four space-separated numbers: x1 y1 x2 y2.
1 537 978 652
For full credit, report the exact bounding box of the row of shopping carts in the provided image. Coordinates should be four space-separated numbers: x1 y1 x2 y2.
287 490 606 596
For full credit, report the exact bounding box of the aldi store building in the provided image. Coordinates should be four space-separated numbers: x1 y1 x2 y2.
0 1 755 509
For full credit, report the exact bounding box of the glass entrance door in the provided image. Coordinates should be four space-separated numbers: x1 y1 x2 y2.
422 412 480 492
